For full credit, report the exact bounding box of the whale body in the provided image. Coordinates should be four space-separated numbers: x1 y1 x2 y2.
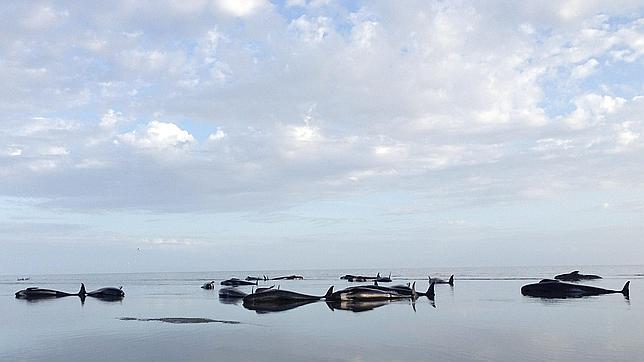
554 271 602 282
521 279 629 299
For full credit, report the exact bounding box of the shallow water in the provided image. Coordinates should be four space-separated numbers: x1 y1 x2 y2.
1 265 643 361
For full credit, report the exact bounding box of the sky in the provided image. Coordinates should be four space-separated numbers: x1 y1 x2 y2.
1 0 643 274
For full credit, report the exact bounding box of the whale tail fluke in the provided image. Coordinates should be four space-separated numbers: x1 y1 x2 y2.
426 282 435 299
79 283 86 296
622 281 630 297
448 275 454 286
324 286 334 300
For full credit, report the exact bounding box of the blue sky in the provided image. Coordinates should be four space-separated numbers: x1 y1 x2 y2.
1 0 643 274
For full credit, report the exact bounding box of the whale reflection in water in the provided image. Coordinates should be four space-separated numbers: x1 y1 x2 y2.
326 299 391 312
327 298 435 312
242 299 317 313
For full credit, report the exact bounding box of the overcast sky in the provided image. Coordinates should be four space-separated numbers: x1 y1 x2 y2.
1 0 643 274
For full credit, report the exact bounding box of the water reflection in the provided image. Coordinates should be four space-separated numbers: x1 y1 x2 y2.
326 300 390 312
242 299 318 313
218 296 243 305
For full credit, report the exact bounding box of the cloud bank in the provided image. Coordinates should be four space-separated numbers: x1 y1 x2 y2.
1 0 643 273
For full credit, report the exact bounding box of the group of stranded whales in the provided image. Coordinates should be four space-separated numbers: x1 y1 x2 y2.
209 272 452 313
15 283 125 301
521 270 630 299
15 269 631 310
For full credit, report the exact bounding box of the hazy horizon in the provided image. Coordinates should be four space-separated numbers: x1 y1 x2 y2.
2 1 644 274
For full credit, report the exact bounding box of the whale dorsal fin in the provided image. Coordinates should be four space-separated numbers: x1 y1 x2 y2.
571 271 580 274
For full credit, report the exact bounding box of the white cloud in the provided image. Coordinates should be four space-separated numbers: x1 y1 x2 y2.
215 0 267 17
564 94 626 129
5 147 22 157
21 5 68 29
615 121 640 147
208 128 226 141
28 160 58 172
289 123 319 143
42 146 69 156
289 15 333 44
118 121 196 150
99 109 123 130
20 119 78 136
571 58 599 79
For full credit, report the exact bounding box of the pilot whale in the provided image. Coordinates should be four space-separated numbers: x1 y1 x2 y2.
243 286 333 304
554 271 602 282
15 284 84 299
221 278 257 286
428 275 454 286
271 275 304 280
84 284 125 300
521 279 629 299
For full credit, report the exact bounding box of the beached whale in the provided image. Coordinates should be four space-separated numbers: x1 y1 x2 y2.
375 273 392 283
340 273 390 282
391 282 435 298
521 279 629 299
245 276 267 281
270 275 304 280
221 278 258 286
85 285 125 300
326 282 422 301
243 286 333 304
340 274 375 281
428 275 454 285
554 271 602 282
15 284 83 299
201 281 215 289
365 280 435 298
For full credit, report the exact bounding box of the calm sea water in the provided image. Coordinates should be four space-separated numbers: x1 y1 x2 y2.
1 265 642 361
